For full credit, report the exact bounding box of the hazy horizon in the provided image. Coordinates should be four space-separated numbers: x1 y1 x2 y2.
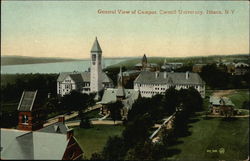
2 53 249 60
1 1 249 59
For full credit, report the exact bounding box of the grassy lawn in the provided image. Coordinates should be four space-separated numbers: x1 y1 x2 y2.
228 90 249 109
167 116 249 161
73 124 125 159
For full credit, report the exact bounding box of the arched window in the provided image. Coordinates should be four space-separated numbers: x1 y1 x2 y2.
22 115 28 124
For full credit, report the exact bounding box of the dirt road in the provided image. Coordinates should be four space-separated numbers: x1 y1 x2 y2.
212 89 236 97
43 104 102 127
65 120 122 127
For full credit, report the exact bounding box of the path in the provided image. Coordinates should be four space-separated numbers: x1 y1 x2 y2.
65 120 122 127
212 89 236 97
98 114 110 120
44 104 102 127
149 112 176 140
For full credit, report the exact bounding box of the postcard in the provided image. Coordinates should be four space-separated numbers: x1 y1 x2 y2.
1 1 249 160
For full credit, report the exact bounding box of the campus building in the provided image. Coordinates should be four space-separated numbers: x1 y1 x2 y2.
0 90 83 160
57 38 114 97
134 71 206 98
134 54 160 72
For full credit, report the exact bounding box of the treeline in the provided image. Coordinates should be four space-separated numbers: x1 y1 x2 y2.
1 74 58 128
1 74 58 102
107 54 249 70
200 64 249 89
1 56 79 65
91 87 203 160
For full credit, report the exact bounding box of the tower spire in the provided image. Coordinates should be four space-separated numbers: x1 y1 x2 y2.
116 66 125 98
91 37 102 53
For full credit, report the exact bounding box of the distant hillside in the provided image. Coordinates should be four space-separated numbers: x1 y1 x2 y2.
1 56 81 66
107 54 249 69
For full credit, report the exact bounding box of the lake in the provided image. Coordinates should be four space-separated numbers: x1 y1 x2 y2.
1 58 128 74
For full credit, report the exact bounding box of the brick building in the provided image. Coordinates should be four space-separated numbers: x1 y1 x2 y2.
1 90 84 160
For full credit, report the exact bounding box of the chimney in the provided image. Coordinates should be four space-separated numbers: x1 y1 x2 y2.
164 72 167 79
58 115 65 123
67 129 74 140
186 71 189 79
155 71 159 79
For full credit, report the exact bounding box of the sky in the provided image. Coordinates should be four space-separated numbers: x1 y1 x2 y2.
1 1 249 59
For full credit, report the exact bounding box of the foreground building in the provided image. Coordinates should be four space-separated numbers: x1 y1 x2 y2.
134 71 205 98
1 91 83 160
57 38 114 97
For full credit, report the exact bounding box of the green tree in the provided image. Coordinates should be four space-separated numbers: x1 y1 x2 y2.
79 117 92 128
102 136 126 160
126 141 166 161
108 101 123 124
61 90 93 112
123 113 154 148
90 152 103 160
126 141 154 160
163 87 180 115
200 64 229 89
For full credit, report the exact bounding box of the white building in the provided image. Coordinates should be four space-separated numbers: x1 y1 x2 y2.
57 38 114 97
134 71 205 98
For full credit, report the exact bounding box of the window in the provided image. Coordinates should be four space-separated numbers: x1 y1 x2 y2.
22 115 28 124
92 54 96 61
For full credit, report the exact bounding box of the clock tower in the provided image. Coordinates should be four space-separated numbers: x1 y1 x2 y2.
90 37 103 95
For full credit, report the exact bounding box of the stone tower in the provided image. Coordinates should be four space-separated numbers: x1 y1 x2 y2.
142 54 148 70
90 37 103 95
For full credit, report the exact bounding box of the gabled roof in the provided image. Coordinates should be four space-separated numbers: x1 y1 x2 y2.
134 71 204 85
0 121 75 160
69 74 83 83
98 88 139 106
37 122 69 135
209 96 235 106
17 91 38 111
0 129 29 152
91 37 102 53
57 72 113 84
0 129 69 160
57 72 72 82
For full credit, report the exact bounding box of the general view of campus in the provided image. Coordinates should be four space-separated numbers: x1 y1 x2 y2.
1 1 249 161
1 37 249 160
